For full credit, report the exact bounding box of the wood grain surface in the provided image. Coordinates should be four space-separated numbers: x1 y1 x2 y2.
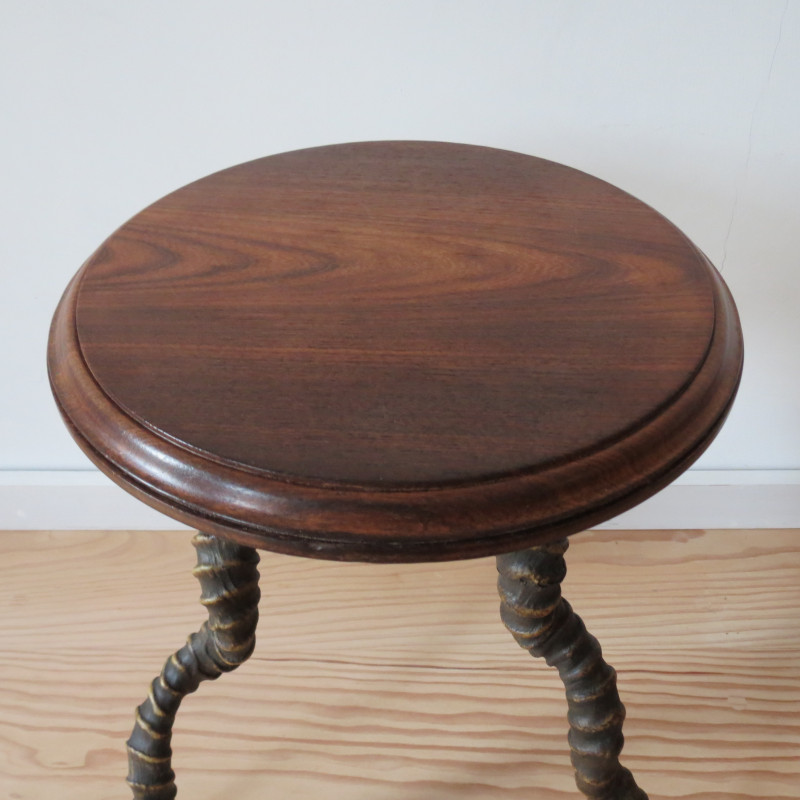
48 142 744 560
1 528 797 800
74 142 716 485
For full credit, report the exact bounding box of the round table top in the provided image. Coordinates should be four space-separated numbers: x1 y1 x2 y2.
48 141 743 562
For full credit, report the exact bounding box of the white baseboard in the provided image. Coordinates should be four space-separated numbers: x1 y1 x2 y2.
1 469 799 531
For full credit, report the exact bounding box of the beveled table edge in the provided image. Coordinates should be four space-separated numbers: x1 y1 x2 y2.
48 248 743 563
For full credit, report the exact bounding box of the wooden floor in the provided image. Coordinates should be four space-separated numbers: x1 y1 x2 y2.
1 529 798 800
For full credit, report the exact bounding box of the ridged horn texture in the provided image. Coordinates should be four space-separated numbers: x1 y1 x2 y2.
126 532 261 799
497 540 648 800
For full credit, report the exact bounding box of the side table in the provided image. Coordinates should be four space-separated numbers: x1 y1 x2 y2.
48 141 743 800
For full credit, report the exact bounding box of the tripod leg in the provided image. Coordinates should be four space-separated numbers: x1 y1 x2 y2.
497 540 647 800
126 532 260 800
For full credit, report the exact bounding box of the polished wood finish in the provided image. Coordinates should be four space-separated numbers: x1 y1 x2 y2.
498 542 647 799
47 142 743 562
3 529 798 800
126 533 260 799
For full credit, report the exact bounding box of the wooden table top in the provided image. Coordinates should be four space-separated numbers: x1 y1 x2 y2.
48 142 743 561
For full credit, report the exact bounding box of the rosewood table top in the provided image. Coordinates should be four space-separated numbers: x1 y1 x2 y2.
48 141 743 561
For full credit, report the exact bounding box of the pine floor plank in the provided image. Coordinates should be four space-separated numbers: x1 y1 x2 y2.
0 529 798 799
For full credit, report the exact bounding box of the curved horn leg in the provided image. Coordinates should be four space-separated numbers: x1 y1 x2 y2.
126 532 260 800
497 540 648 800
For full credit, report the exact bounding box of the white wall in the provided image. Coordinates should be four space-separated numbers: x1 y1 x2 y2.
1 2 799 523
